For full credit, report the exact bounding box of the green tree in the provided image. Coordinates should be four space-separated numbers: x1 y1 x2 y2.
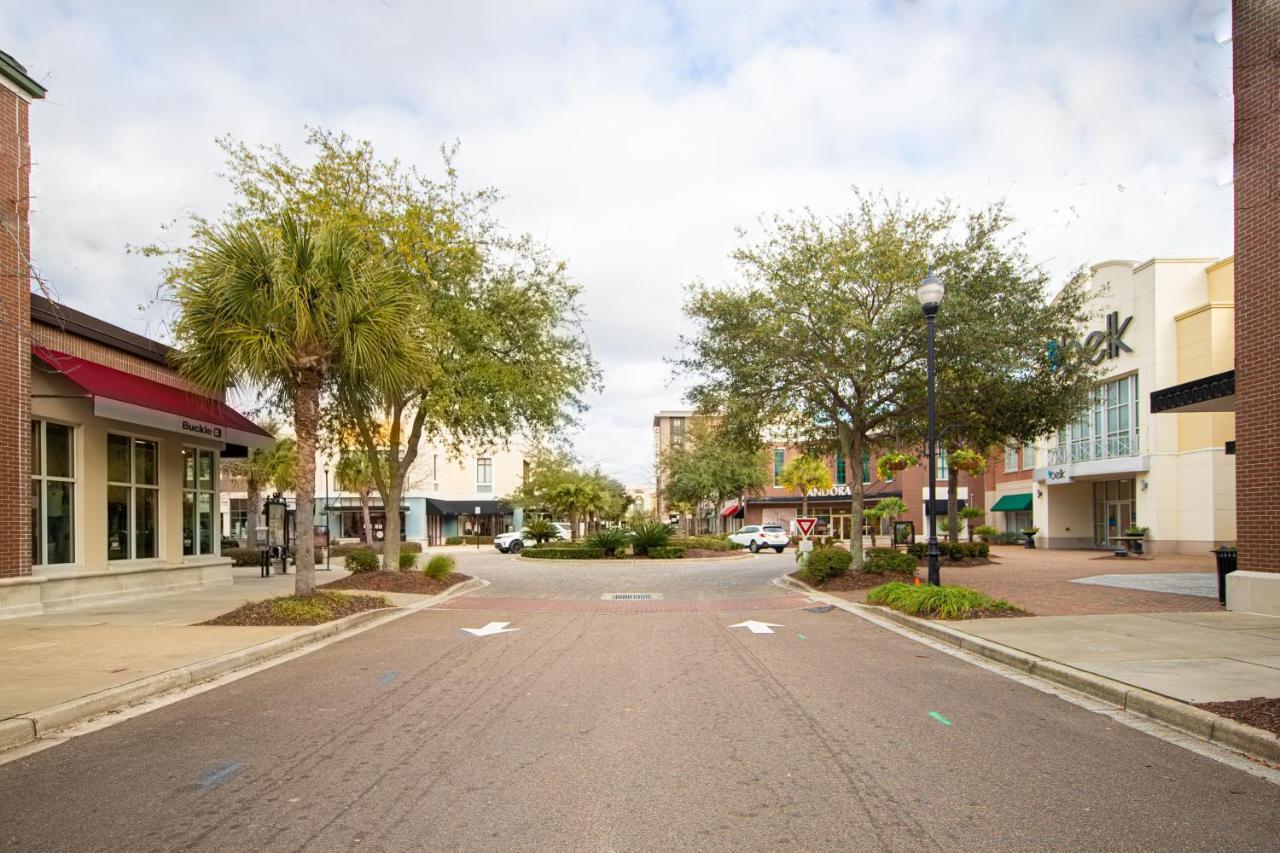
661 423 767 534
214 130 598 570
959 506 986 543
779 454 833 517
334 450 380 545
872 496 908 547
166 214 419 595
220 419 293 545
863 506 884 547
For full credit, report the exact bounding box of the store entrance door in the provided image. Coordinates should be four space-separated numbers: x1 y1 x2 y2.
1097 501 1133 548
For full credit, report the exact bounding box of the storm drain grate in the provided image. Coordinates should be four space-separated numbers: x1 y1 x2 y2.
601 592 663 601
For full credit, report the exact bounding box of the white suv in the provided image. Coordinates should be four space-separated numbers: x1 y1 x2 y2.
728 524 789 553
494 522 570 554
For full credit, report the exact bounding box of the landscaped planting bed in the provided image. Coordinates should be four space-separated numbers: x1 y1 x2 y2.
200 590 392 626
1196 697 1280 737
320 571 471 595
865 581 1028 620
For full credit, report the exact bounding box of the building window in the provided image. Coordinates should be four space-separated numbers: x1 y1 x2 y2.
773 448 785 486
1054 374 1140 465
477 457 493 494
1004 445 1019 473
229 498 249 542
935 444 948 480
861 449 871 484
835 451 846 485
31 420 76 566
183 447 218 556
432 453 440 492
671 417 685 448
107 434 159 560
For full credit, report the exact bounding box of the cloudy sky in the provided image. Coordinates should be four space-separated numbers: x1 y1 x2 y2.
2 1 1233 487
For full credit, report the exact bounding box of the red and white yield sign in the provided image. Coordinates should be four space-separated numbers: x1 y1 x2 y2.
795 517 817 539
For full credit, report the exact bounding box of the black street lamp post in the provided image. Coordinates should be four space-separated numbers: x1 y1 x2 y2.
323 463 331 572
917 271 945 587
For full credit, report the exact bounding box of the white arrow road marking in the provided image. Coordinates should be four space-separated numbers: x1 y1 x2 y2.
461 621 520 637
729 620 784 634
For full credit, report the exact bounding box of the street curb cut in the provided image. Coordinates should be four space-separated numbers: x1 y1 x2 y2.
2 575 487 752
774 574 1280 767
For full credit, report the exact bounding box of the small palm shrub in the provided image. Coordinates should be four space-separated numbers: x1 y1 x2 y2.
973 524 1000 542
424 554 455 580
864 547 915 574
629 520 672 557
865 581 1022 619
586 528 630 556
799 546 852 584
524 518 562 545
345 548 379 573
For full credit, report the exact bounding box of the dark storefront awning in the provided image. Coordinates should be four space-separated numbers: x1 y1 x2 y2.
324 505 410 513
423 498 512 516
923 498 968 515
1151 369 1236 414
33 346 273 448
990 493 1033 513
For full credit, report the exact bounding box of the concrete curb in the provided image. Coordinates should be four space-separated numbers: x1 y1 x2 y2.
514 553 754 565
2 575 486 752
774 574 1280 766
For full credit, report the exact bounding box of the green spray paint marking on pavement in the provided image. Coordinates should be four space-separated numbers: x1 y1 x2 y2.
928 711 952 726
797 634 806 640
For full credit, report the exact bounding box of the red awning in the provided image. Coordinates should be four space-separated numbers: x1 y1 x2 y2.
33 347 273 448
720 503 740 518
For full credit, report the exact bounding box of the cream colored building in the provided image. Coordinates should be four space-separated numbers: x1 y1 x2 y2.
1017 257 1235 554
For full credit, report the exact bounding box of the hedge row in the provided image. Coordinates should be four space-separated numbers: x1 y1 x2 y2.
445 536 494 545
522 547 606 560
648 546 685 559
668 537 739 552
906 541 990 560
863 547 916 574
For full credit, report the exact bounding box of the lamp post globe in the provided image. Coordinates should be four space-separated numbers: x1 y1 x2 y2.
919 270 944 586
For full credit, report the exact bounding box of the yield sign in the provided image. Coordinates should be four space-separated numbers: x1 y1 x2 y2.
795 517 817 538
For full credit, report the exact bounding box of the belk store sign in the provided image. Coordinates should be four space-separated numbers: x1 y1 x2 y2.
1049 311 1133 367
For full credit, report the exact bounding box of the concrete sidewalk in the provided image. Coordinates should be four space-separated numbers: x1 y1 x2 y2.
0 565 431 727
948 610 1280 704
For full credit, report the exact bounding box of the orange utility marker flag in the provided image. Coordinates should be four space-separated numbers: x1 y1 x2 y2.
914 577 921 586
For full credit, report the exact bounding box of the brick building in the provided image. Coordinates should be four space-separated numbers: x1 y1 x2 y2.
0 52 271 618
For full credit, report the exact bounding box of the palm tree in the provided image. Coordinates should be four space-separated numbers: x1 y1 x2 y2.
170 214 420 596
780 455 833 517
873 497 909 548
335 450 379 545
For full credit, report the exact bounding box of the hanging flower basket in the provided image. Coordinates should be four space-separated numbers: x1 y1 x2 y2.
876 452 918 481
948 448 987 475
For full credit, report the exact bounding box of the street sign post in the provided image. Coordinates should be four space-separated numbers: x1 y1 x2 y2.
795 517 817 539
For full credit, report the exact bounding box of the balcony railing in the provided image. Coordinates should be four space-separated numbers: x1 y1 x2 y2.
1048 430 1140 466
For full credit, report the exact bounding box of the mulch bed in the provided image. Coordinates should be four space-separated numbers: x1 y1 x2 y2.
953 606 1031 619
789 570 898 591
320 571 471 595
1196 697 1280 737
200 591 391 627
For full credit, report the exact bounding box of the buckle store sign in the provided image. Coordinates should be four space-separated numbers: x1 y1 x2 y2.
1049 311 1133 367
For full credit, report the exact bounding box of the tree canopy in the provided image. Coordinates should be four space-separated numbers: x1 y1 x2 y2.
660 422 768 533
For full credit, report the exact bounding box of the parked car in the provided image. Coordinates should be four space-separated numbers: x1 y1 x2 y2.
494 522 570 554
727 524 789 553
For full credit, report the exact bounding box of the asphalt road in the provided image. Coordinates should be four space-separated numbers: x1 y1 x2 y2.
1 550 1277 851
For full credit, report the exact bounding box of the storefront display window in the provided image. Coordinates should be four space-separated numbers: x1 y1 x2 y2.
31 420 76 566
183 447 218 556
107 434 158 560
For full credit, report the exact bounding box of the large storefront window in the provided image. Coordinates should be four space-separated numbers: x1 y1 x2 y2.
183 447 217 556
1055 374 1140 464
228 498 249 542
107 434 158 560
31 420 76 566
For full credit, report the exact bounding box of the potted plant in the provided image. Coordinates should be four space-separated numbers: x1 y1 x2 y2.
1122 525 1149 555
948 448 988 475
876 452 918 481
1213 543 1237 605
1021 526 1039 549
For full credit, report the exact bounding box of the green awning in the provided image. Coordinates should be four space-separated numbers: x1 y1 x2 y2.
990 493 1033 513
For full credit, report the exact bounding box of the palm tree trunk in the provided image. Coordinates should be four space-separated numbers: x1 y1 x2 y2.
360 488 374 545
292 372 321 597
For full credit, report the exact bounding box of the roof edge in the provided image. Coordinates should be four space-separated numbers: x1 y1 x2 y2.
0 50 46 99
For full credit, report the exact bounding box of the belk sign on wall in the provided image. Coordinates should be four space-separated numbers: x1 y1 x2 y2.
1049 311 1133 367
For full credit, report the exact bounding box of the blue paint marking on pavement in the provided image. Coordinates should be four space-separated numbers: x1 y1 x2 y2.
378 671 397 686
199 761 243 790
928 711 952 726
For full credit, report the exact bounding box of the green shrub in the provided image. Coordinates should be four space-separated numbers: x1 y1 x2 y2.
424 554 455 580
398 549 417 570
522 547 606 560
864 547 916 574
669 536 732 552
445 535 494 545
973 525 1000 541
270 590 351 623
648 546 685 559
907 542 927 559
799 546 853 584
629 520 672 557
344 548 380 572
223 547 261 566
524 518 563 545
587 528 630 556
990 531 1024 545
865 581 1022 619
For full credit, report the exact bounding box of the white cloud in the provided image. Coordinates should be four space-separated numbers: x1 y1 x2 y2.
1 0 1232 484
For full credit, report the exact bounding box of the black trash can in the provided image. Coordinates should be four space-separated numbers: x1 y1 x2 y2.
1214 547 1238 605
